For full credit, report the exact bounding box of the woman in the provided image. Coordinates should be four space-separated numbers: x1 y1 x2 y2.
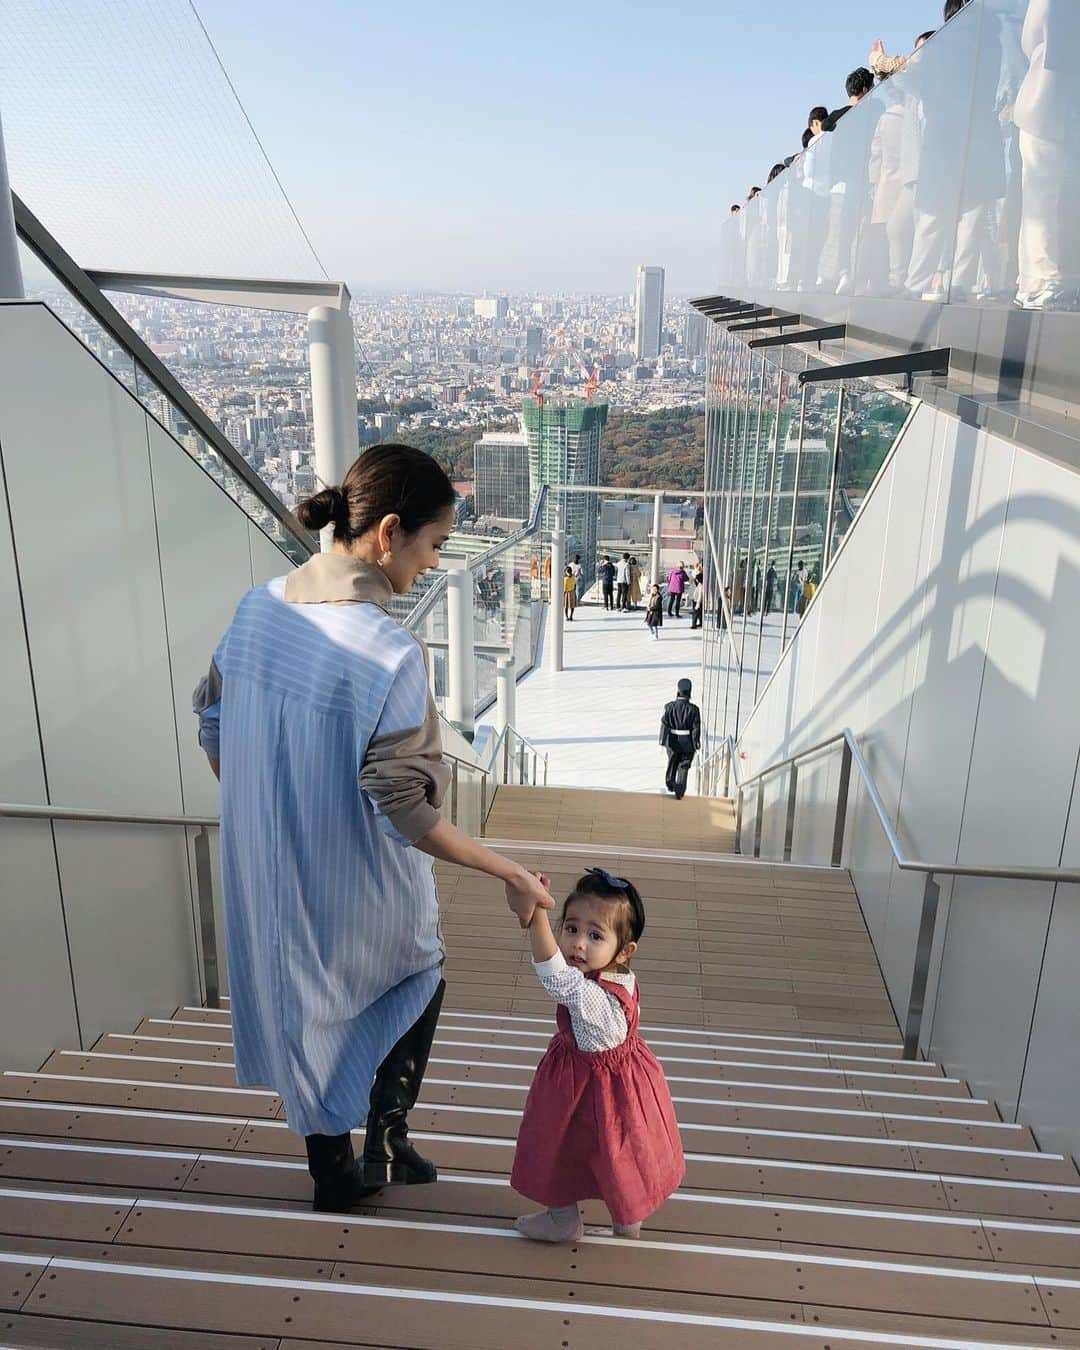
628 556 643 610
193 444 552 1215
563 565 577 620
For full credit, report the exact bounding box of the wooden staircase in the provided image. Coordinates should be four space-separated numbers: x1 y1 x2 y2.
1 843 1079 1348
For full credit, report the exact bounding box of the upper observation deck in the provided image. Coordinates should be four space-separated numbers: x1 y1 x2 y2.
702 0 1080 468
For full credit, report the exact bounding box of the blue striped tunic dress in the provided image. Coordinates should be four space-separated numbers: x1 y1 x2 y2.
193 553 447 1137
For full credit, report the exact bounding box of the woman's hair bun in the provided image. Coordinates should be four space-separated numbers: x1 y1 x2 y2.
297 486 346 532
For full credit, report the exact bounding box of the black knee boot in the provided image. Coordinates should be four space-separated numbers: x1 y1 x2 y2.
305 1131 380 1213
362 978 445 1188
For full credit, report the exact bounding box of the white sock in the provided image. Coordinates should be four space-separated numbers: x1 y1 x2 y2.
515 1204 583 1243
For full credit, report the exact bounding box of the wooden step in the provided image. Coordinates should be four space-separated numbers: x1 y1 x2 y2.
0 1185 1075 1329
68 1048 1000 1119
8 1249 1080 1348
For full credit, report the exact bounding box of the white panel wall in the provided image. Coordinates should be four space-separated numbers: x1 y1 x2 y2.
0 306 184 816
0 303 298 1058
147 420 251 819
736 398 1080 1149
0 465 80 1068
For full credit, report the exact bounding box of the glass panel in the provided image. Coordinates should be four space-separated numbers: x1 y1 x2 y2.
16 237 308 568
752 357 805 701
18 238 137 392
787 374 839 635
828 379 911 560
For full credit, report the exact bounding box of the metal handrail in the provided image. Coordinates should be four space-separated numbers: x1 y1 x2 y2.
405 485 550 635
696 735 739 798
0 800 221 1009
731 728 1080 1058
12 194 315 564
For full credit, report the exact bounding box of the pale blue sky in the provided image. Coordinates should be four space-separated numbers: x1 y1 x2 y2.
196 0 942 294
4 0 944 295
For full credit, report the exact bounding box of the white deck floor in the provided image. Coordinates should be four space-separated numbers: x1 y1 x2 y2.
501 597 704 793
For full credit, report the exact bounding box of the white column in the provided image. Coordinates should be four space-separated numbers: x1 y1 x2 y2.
0 108 25 300
546 496 565 674
334 304 358 460
495 654 516 735
445 556 475 740
651 491 664 591
308 305 355 552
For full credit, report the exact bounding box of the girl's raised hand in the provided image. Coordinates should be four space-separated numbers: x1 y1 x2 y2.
505 867 554 929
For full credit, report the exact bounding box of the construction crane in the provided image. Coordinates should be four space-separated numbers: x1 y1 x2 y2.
529 325 600 408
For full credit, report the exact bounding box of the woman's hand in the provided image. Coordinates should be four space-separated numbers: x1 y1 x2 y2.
505 867 554 929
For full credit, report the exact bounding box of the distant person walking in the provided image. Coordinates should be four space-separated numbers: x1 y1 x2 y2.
570 554 583 603
660 679 702 800
563 566 577 621
628 556 643 610
598 554 615 611
764 561 777 615
790 559 807 613
666 563 689 618
645 584 664 639
690 568 704 630
616 553 631 611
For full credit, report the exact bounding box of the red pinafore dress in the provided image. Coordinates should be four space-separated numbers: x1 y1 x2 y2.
510 972 685 1226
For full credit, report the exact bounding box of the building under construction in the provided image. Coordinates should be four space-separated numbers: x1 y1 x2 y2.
521 396 608 589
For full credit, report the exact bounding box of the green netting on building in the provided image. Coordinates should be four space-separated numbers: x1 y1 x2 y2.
522 398 609 587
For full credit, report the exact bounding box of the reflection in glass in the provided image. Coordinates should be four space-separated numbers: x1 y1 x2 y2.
788 378 839 630
828 380 911 558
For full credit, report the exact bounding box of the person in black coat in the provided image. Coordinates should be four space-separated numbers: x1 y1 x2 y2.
660 679 702 800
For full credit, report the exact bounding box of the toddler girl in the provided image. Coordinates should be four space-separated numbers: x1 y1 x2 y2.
645 583 663 639
511 867 685 1241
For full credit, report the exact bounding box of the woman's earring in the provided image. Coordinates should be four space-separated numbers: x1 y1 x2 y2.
378 551 391 568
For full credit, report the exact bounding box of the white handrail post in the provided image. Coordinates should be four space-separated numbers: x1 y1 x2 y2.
445 555 475 740
495 654 516 735
546 494 565 673
651 491 663 590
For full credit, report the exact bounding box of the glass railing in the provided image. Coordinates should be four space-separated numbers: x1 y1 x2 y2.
700 318 913 752
407 488 551 723
14 229 313 568
716 0 1070 312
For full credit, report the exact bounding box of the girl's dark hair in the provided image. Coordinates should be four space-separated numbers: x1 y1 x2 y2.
916 28 936 43
801 128 814 148
562 871 646 950
808 105 829 127
296 443 456 543
767 162 786 183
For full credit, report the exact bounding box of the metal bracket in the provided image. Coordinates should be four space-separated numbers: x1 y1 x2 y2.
749 324 847 350
724 307 774 325
729 313 801 333
799 348 951 389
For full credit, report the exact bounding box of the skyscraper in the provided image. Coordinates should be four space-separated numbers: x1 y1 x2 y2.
634 265 665 359
521 397 608 589
474 295 509 321
683 307 707 358
525 325 543 367
473 429 531 523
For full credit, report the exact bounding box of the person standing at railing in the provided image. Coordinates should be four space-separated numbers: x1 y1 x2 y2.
598 554 615 611
666 561 689 618
192 443 553 1216
563 565 578 621
615 552 631 611
628 555 643 610
570 553 583 603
